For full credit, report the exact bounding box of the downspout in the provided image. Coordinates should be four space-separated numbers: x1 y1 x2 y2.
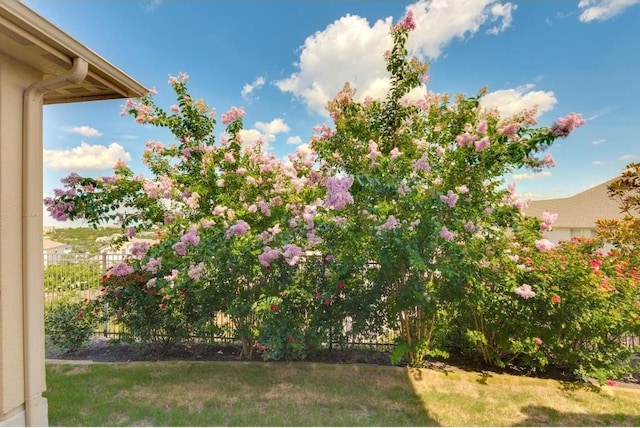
22 57 88 427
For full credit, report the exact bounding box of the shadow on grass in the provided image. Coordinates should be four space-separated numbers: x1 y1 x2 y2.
515 405 640 426
46 361 441 426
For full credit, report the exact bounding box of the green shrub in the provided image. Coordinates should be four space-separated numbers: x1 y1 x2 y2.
45 298 99 352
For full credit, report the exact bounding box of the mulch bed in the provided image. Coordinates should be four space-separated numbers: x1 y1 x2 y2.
47 337 640 389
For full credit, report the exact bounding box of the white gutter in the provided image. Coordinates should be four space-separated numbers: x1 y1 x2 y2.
22 57 88 427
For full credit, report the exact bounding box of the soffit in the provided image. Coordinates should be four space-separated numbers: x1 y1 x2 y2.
0 2 147 104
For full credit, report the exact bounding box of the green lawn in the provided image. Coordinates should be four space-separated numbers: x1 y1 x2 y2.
45 360 640 426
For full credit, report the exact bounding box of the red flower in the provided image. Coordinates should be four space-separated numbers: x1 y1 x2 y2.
160 303 167 310
270 304 280 312
324 298 331 306
534 337 543 345
315 291 321 298
75 310 84 320
607 379 616 387
288 336 295 343
115 291 121 298
551 295 561 304
338 282 345 290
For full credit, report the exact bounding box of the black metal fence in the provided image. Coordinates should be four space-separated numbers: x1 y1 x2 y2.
43 252 398 348
44 252 639 351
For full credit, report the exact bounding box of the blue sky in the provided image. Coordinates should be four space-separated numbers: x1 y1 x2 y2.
24 0 640 227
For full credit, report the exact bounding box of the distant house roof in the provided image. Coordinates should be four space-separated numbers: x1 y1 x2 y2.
0 2 147 104
523 178 624 228
43 238 68 251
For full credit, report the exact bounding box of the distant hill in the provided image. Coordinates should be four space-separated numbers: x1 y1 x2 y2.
44 227 123 254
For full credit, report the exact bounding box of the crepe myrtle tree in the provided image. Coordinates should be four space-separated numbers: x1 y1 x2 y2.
309 11 586 366
46 71 329 356
45 11 587 365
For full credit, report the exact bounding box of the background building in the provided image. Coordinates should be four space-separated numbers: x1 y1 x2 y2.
523 178 623 243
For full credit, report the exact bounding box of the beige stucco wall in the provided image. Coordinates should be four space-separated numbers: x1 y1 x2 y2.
0 51 43 426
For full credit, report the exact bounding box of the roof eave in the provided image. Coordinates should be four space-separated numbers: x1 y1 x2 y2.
0 1 148 103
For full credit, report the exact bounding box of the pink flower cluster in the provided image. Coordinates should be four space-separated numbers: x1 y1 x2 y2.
43 197 75 222
514 283 536 299
221 106 246 125
173 228 200 256
110 263 135 277
188 262 205 281
440 225 455 241
378 215 401 232
540 211 558 232
225 219 250 239
534 238 555 252
396 10 416 31
551 112 585 137
130 241 150 259
440 190 459 208
142 257 161 274
258 246 281 268
324 175 355 211
282 244 303 266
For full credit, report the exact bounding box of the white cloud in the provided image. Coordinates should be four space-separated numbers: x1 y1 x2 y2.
480 85 557 118
287 136 303 145
275 0 515 117
592 160 603 165
255 118 290 134
512 171 552 181
486 2 516 35
619 154 639 161
241 76 266 99
406 0 516 58
239 129 273 145
142 0 162 12
239 119 293 152
44 142 131 171
586 105 617 121
66 125 102 137
275 14 393 116
578 0 639 22
592 139 606 145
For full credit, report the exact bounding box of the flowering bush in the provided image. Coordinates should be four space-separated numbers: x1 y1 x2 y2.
40 11 639 384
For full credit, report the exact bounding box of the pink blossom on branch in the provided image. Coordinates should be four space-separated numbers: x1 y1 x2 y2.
540 211 558 232
172 241 188 257
258 246 281 268
440 190 459 208
323 175 355 211
396 10 416 31
130 241 150 259
440 225 455 241
221 106 246 125
514 283 536 299
534 238 555 252
188 262 205 281
225 219 250 239
551 112 585 137
181 228 200 246
110 263 135 277
474 136 490 152
282 243 303 266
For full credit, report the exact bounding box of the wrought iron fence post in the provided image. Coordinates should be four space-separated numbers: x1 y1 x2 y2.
101 252 108 337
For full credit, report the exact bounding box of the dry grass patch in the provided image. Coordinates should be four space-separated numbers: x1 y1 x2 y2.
407 366 640 426
46 360 640 426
